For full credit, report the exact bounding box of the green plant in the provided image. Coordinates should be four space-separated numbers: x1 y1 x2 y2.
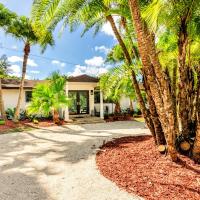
27 71 69 124
0 119 5 125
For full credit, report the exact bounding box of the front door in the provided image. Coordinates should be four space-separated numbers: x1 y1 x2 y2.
69 91 89 115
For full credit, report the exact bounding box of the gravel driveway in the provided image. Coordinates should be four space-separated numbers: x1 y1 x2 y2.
0 121 149 200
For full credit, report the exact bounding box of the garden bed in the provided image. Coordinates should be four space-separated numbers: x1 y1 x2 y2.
0 119 67 133
0 120 31 134
96 136 200 200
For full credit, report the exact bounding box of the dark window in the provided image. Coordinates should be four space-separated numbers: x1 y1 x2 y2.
94 91 100 103
25 91 32 102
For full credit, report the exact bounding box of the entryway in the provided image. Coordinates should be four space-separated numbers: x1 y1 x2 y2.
68 91 89 115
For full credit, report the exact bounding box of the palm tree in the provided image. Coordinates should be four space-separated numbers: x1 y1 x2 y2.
0 55 10 120
27 72 69 124
31 0 200 161
0 4 55 121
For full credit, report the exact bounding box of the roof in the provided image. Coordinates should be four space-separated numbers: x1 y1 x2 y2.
1 75 99 89
1 79 47 89
68 74 99 83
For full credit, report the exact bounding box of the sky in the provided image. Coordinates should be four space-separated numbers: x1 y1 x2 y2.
0 0 116 79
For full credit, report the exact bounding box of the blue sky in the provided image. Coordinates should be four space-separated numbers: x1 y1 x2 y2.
0 0 116 79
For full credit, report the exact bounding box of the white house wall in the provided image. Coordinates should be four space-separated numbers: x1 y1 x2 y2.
2 89 31 110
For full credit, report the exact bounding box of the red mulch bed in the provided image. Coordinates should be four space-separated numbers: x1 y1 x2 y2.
96 136 200 200
0 120 29 133
0 120 67 133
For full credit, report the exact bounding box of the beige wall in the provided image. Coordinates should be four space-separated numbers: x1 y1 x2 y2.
67 82 98 115
2 89 31 110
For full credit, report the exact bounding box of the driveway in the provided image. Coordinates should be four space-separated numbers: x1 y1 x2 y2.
0 121 149 200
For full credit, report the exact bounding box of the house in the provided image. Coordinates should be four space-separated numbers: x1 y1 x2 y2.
1 74 134 120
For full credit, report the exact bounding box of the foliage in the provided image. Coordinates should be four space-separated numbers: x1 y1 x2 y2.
27 72 68 120
5 108 26 120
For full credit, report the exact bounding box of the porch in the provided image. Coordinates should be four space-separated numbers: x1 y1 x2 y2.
63 75 104 121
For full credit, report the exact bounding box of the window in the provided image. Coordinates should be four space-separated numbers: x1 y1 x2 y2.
25 91 32 102
94 91 100 103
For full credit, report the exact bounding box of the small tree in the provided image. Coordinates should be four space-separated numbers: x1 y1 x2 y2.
27 72 69 124
0 55 10 120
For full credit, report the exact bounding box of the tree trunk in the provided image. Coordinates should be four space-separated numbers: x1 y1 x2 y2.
177 17 190 136
0 78 6 120
128 0 178 161
106 14 155 138
143 74 166 145
53 109 60 124
193 125 200 162
129 98 134 112
14 42 30 122
114 102 121 113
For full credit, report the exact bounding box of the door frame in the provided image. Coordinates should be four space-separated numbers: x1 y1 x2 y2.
68 90 89 115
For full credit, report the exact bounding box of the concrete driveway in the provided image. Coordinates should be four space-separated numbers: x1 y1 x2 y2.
0 121 149 200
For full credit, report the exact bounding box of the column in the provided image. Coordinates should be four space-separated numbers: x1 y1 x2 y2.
64 82 69 121
100 90 104 119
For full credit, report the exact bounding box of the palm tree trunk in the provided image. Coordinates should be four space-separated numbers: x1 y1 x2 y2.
143 74 166 145
114 102 121 114
178 18 190 136
129 98 134 112
193 125 200 162
14 42 30 122
0 78 6 120
193 67 200 161
128 0 177 161
53 109 60 124
106 14 155 137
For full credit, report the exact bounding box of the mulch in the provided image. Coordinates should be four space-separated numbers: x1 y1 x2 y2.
96 136 200 200
0 120 28 133
0 120 67 133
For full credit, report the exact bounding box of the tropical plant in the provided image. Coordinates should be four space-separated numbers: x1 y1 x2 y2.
100 64 137 113
0 55 11 120
0 4 54 122
31 0 200 162
27 72 69 124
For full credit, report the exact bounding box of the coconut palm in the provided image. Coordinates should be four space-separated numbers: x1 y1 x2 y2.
31 0 151 127
27 72 69 124
0 4 54 122
31 0 165 150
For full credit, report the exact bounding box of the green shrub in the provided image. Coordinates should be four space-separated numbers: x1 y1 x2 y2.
0 119 5 125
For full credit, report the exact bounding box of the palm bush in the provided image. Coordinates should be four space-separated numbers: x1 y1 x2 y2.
27 72 68 124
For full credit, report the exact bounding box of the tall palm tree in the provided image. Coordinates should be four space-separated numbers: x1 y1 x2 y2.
0 4 55 121
31 0 166 146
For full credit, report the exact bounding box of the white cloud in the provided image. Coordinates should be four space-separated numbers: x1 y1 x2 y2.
27 59 38 67
101 16 120 39
25 74 31 79
8 56 38 67
11 45 18 50
8 56 22 63
30 70 40 74
85 56 104 67
101 22 115 37
68 56 109 77
52 60 66 67
95 45 111 54
8 64 21 77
